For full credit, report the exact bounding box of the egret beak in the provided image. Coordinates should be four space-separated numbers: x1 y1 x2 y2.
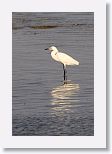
45 48 49 50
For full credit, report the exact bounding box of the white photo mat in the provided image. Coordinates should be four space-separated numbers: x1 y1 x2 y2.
0 0 106 148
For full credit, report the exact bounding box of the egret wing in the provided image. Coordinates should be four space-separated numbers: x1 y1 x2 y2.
58 52 79 65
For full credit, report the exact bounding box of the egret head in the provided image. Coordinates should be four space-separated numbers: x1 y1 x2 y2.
45 46 58 52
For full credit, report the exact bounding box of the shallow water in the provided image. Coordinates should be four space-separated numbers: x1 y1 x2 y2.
12 12 94 136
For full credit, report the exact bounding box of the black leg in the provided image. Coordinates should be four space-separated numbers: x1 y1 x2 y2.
63 64 67 83
64 69 66 81
65 69 67 81
63 64 65 81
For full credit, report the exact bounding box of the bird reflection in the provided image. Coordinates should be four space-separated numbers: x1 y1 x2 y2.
50 82 80 117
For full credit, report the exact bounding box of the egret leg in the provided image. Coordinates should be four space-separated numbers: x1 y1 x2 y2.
63 64 67 84
63 64 65 81
64 69 66 81
65 69 67 81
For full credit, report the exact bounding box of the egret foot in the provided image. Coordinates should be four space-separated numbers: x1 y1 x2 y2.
63 80 68 84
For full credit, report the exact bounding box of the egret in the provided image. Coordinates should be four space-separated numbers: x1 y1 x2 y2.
45 46 79 83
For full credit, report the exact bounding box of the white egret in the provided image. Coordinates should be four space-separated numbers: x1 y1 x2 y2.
45 46 79 83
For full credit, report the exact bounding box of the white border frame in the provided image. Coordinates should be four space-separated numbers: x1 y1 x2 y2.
0 0 106 148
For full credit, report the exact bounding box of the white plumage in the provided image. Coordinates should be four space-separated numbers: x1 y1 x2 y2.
45 46 79 83
49 46 79 66
56 52 79 66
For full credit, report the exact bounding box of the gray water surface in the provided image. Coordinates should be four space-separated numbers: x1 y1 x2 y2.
12 12 94 136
